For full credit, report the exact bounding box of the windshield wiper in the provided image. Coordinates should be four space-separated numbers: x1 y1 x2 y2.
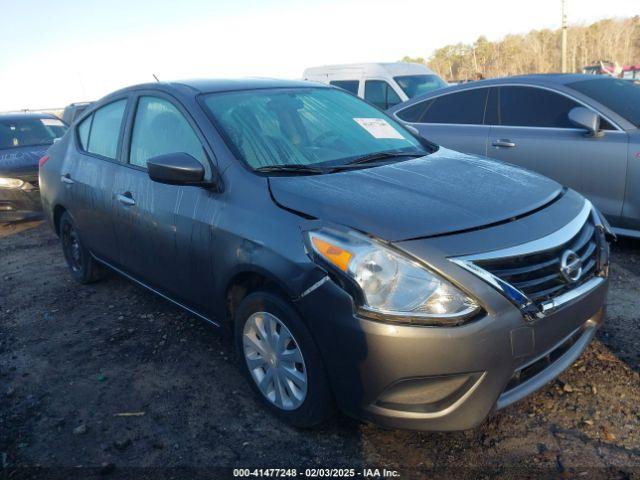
254 164 326 175
330 151 427 171
254 152 427 175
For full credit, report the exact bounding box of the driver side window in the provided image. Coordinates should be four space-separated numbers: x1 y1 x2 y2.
364 80 402 110
129 96 205 168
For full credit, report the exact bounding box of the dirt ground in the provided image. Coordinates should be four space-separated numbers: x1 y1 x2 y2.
1 220 639 479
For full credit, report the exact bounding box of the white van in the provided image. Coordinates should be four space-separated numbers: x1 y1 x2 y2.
302 62 447 110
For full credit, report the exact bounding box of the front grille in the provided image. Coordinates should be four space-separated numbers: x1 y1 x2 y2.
474 218 599 305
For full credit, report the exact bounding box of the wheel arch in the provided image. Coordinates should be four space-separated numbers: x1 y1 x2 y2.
52 204 68 236
223 266 295 326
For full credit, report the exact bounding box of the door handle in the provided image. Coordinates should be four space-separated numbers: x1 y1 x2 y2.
116 192 136 207
61 173 74 184
492 139 516 148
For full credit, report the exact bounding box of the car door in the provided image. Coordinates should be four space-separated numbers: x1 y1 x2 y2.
112 93 219 313
64 98 128 262
621 131 640 231
487 85 628 222
393 87 491 157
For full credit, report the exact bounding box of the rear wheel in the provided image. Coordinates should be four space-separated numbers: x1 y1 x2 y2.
235 291 335 427
59 211 106 284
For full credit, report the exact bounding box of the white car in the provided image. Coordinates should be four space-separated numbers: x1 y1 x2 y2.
303 62 447 110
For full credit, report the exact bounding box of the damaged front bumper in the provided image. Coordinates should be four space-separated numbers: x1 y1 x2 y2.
294 197 609 431
295 274 606 431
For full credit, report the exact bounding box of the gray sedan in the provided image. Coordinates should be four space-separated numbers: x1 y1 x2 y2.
388 75 640 238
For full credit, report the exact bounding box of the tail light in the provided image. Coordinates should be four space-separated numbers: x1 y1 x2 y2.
38 155 50 168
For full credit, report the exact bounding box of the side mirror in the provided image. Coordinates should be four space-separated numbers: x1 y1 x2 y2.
568 107 604 138
403 124 420 136
147 152 208 186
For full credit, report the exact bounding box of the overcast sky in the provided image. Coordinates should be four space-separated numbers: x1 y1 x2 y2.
0 0 637 111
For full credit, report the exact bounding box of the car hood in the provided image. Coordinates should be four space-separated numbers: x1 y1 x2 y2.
0 145 49 178
268 148 564 241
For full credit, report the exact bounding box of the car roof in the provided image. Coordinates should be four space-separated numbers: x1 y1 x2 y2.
110 78 328 98
420 73 609 92
303 62 437 77
387 73 617 113
468 73 605 86
0 112 60 121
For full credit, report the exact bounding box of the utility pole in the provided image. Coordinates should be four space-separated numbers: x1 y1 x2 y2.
561 0 568 73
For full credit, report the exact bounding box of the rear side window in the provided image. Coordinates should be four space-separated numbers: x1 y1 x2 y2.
129 96 205 168
77 116 91 150
329 80 359 95
414 88 488 125
499 87 579 128
364 80 402 110
395 100 433 123
77 100 127 159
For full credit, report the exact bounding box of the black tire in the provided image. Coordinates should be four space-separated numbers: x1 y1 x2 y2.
59 211 106 284
234 290 335 428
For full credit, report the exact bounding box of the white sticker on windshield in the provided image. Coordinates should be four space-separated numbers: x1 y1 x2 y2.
353 118 404 139
41 118 65 127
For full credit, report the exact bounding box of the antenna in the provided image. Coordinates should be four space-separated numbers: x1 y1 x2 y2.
561 0 568 73
152 74 160 82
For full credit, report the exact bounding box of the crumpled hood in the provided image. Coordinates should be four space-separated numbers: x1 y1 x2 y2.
0 145 49 178
269 148 564 241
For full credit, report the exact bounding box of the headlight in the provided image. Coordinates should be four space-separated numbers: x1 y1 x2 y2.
306 228 480 325
0 177 25 189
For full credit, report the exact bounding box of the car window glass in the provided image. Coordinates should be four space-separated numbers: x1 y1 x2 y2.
499 87 579 128
393 75 448 98
568 78 640 127
0 117 67 149
85 100 127 159
419 89 488 124
364 80 402 110
484 88 499 125
329 80 359 95
129 96 205 168
77 116 92 150
386 86 402 109
203 88 422 169
598 117 615 131
395 100 433 123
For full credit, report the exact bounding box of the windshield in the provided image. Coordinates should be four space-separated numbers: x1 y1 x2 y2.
0 117 67 149
203 88 425 170
394 75 448 98
568 78 640 127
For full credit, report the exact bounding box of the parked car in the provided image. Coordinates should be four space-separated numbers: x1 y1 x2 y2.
61 102 92 125
303 62 447 110
40 79 611 431
0 112 67 221
388 74 640 238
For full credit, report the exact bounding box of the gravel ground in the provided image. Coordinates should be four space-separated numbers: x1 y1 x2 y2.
1 220 639 479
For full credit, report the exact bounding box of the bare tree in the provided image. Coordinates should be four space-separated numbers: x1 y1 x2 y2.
408 16 640 81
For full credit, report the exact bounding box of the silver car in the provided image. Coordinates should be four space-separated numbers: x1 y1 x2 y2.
388 75 640 238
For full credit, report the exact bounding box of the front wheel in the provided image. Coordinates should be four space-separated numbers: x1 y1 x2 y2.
235 291 335 428
59 211 106 284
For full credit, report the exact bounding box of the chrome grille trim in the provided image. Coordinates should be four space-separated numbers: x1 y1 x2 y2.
450 200 607 320
458 200 593 261
539 277 604 313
